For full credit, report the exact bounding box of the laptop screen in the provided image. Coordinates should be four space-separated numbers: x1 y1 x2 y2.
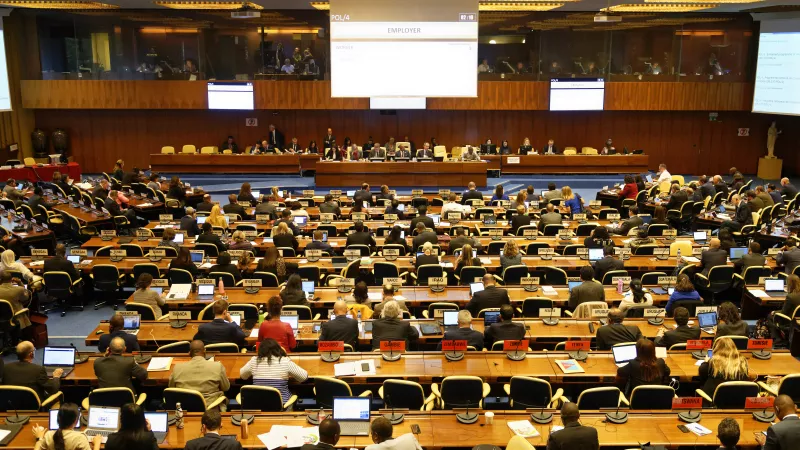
321 231 328 242
294 216 308 225
430 214 440 225
568 281 581 292
693 231 707 241
123 315 140 329
144 412 168 433
612 344 637 364
280 314 299 330
332 397 371 421
50 409 80 430
43 346 75 366
397 203 405 212
483 311 500 326
197 216 207 224
729 247 748 260
302 280 315 296
190 251 204 263
442 310 459 326
588 248 604 261
765 279 785 292
470 282 484 296
67 255 81 264
698 312 718 328
229 312 242 326
174 233 184 244
151 287 163 295
347 190 356 197
88 407 120 430
198 284 214 296
646 174 653 183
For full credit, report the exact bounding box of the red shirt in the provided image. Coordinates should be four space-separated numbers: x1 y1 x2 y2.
619 183 638 200
258 320 296 352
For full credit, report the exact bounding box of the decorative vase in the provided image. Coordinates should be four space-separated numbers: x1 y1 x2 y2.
31 128 47 158
52 129 68 155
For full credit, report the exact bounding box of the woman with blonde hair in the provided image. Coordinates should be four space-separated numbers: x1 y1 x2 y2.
267 186 284 203
510 190 528 210
500 240 522 272
228 230 253 251
206 204 228 228
697 337 753 397
454 243 481 280
273 221 299 251
561 186 584 214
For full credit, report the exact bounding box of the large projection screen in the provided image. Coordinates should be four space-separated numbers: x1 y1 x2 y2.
330 0 478 98
0 19 11 111
752 19 800 115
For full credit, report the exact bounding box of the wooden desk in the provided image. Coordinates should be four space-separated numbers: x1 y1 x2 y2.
0 410 769 449
501 155 649 174
315 162 488 188
150 154 301 174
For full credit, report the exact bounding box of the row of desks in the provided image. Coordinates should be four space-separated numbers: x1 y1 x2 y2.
61 350 800 384
0 410 770 449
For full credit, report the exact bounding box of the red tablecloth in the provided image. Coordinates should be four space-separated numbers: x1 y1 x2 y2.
0 162 81 183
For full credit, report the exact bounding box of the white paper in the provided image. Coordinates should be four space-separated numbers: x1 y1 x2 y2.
166 284 191 300
258 432 287 450
479 257 492 265
507 420 540 438
0 430 10 441
138 203 153 207
334 359 377 377
298 259 308 264
695 359 705 366
367 292 383 300
551 425 564 433
199 262 213 269
542 286 558 296
686 423 712 436
655 347 667 359
250 328 259 338
750 289 769 298
682 256 701 263
439 262 454 268
394 295 407 301
146 357 173 371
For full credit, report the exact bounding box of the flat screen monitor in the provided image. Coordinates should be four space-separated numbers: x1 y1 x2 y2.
549 78 605 111
207 82 254 110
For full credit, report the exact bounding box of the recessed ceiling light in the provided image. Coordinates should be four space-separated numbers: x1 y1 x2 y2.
481 2 565 11
489 39 497 44
154 1 264 10
603 3 718 12
0 0 117 8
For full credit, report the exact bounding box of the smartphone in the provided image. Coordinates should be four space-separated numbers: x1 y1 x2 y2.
411 424 421 435
677 425 690 433
707 349 713 358
361 362 370 371
313 324 321 333
364 321 374 332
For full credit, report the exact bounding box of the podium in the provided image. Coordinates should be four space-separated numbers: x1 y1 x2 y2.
758 157 782 180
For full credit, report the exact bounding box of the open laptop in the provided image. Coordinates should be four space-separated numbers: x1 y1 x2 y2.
698 311 718 334
612 343 637 368
765 278 786 295
294 216 308 226
67 255 81 264
568 280 582 292
50 408 81 430
123 314 141 335
151 286 163 295
470 282 484 296
483 310 501 326
229 311 242 327
588 248 604 262
333 397 371 436
84 406 121 438
646 174 653 183
197 216 207 224
302 280 316 300
43 346 75 378
430 214 441 225
197 283 215 301
190 250 204 266
174 233 184 244
693 231 708 244
280 314 299 335
144 412 169 443
442 310 459 332
729 247 748 260
346 190 356 197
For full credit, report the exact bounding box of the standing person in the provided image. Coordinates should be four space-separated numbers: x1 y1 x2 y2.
31 403 102 450
239 337 308 403
104 403 158 450
545 403 599 450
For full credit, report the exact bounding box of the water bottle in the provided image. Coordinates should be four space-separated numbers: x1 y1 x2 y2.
617 277 623 294
676 248 682 259
175 403 184 429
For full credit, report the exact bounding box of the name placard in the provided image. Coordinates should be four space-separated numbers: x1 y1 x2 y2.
242 279 262 287
591 309 609 318
644 308 665 318
441 340 468 352
538 248 555 256
503 340 527 351
539 307 561 317
302 190 315 198
110 249 126 259
318 341 345 353
671 397 703 410
197 278 215 285
745 397 774 409
152 278 169 287
686 339 712 350
747 339 773 350
657 276 677 286
506 157 520 164
70 248 88 256
428 277 446 288
100 229 116 238
169 311 191 320
380 340 405 352
565 340 590 351
383 277 403 289
159 214 172 224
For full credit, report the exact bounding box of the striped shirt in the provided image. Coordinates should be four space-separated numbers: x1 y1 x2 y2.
239 356 308 403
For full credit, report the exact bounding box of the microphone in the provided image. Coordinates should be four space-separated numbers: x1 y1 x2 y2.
542 306 558 326
605 400 628 424
306 400 329 425
231 394 254 426
6 400 29 425
678 407 702 423
453 401 478 425
753 405 776 423
72 343 88 364
514 396 554 424
507 319 530 361
647 309 665 326
383 394 404 424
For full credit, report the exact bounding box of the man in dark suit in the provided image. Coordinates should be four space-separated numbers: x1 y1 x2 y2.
193 300 247 349
322 128 335 150
221 136 239 154
346 220 377 248
655 307 699 348
286 137 301 153
196 194 214 213
541 139 558 155
734 241 766 274
273 209 301 236
416 145 434 159
1 341 61 400
384 199 405 220
568 266 605 311
665 184 688 212
756 394 800 450
756 185 775 207
409 205 434 230
777 239 800 276
720 194 751 233
395 144 412 159
222 194 249 220
254 200 277 220
94 336 147 391
538 204 562 233
104 191 138 224
596 308 643 350
121 169 140 186
306 230 335 255
369 146 387 160
467 274 510 316
27 186 55 212
546 402 599 450
611 205 643 236
768 183 784 205
92 179 109 199
781 177 798 200
510 205 532 235
319 301 359 347
180 207 200 237
593 246 624 284
196 222 227 253
746 190 764 213
448 227 480 255
267 124 284 149
43 244 81 286
185 410 243 450
301 419 340 450
438 310 484 350
484 304 524 348
98 314 140 353
318 195 342 218
411 222 438 252
461 182 483 205
699 238 728 277
698 175 715 200
353 183 372 206
713 175 729 197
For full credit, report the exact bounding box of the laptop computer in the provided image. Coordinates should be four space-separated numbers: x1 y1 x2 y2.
190 250 204 265
612 343 637 368
197 283 215 301
43 346 75 378
333 397 371 436
765 278 786 295
332 256 348 269
85 406 121 438
294 216 308 226
568 281 582 292
646 174 653 183
588 248 604 262
144 412 169 443
49 408 81 430
67 255 81 264
729 247 748 260
302 280 316 299
470 282 484 296
430 214 441 225
397 203 405 212
151 286 163 295
483 311 500 326
229 311 242 327
174 233 184 244
442 310 459 332
693 231 708 244
197 216 207 224
281 314 299 335
698 311 718 334
123 314 141 335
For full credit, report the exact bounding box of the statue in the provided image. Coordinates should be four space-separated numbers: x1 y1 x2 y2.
767 121 781 159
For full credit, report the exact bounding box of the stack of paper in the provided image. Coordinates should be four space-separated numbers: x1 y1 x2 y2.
541 286 558 296
258 425 320 450
555 359 585 374
146 357 173 372
682 256 701 263
685 423 712 437
166 284 191 300
749 289 769 298
507 420 540 438
250 328 260 338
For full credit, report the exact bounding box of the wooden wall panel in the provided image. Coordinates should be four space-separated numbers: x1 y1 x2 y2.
22 80 753 111
34 109 781 176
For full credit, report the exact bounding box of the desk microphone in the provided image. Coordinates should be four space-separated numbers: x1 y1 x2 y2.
5 400 29 425
306 401 329 425
72 343 88 364
514 396 554 424
605 401 628 424
542 307 558 326
753 405 776 423
453 401 479 424
231 396 254 426
383 394 404 424
647 309 665 326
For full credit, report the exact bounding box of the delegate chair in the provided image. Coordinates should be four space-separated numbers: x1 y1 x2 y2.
696 381 759 408
161 146 175 154
620 385 675 410
314 377 372 409
82 388 146 410
504 376 563 409
157 341 191 353
0 386 63 412
237 386 296 412
163 388 224 411
695 266 735 304
431 376 490 409
379 380 436 411
126 303 167 321
576 387 622 409
422 302 459 319
759 373 800 404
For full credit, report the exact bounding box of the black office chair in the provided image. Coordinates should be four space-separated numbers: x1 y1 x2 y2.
622 386 675 410
576 224 597 237
504 376 563 409
42 271 83 317
601 270 629 285
542 267 567 286
640 272 667 285
163 388 225 411
252 271 280 287
759 373 800 404
229 304 259 329
575 387 622 409
0 386 62 412
120 243 144 257
422 302 459 319
237 386 296 412
431 376 489 409
457 267 486 285
91 265 125 310
82 387 146 410
734 266 772 286
647 224 669 237
194 243 219 257
525 242 550 254
413 265 444 286
502 265 529 285
380 380 436 411
132 263 162 281
667 300 704 317
168 268 194 285
209 272 238 288
487 241 505 255
696 381 759 408
520 298 553 318
126 303 164 321
695 266 735 304
314 377 372 409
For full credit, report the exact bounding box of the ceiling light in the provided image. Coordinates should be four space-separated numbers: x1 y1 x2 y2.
522 38 526 43
0 0 117 8
489 39 497 44
480 2 564 11
310 1 329 10
154 1 263 9
603 3 718 12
